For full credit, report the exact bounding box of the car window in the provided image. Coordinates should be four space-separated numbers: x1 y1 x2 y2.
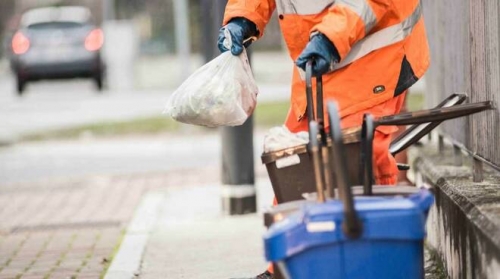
27 22 85 30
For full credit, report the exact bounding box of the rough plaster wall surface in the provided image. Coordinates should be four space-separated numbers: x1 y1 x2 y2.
411 145 500 278
482 252 500 279
427 200 461 279
422 0 469 144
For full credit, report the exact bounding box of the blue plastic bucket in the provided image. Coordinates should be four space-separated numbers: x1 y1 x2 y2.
264 189 434 279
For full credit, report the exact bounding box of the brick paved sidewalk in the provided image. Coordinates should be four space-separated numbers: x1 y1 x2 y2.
0 167 221 279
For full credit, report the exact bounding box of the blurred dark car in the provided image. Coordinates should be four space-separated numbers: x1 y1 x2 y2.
9 6 105 95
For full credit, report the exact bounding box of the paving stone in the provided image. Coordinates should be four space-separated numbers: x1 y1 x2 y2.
72 233 99 246
34 251 63 260
0 269 22 278
30 266 57 275
2 260 32 270
78 265 103 274
14 248 41 259
82 258 107 267
44 237 72 251
47 272 76 279
0 257 13 269
19 275 46 279
63 252 90 260
22 267 51 276
57 260 84 269
0 272 19 279
0 235 26 255
92 243 115 251
77 276 101 279
0 259 24 269
51 266 80 273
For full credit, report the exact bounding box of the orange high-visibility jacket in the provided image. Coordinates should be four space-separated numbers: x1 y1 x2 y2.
223 0 430 128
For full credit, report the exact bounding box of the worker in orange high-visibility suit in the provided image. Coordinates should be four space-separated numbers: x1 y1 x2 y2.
219 1 429 278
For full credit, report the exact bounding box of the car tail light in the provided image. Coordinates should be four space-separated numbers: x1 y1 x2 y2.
85 29 104 51
12 32 30 55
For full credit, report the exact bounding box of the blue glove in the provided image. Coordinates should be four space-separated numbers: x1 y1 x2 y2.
295 33 340 76
218 17 258 56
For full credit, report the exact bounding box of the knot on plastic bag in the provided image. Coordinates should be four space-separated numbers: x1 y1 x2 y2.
223 28 232 50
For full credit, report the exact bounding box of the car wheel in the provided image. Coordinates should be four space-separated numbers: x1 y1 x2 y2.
94 73 103 92
16 76 26 96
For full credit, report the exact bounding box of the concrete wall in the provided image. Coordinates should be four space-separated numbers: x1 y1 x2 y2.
410 145 500 279
422 0 500 166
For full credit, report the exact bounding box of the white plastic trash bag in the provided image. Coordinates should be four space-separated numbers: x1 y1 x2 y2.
164 47 258 127
263 125 309 153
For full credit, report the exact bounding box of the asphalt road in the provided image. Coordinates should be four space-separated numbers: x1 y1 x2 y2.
0 75 277 186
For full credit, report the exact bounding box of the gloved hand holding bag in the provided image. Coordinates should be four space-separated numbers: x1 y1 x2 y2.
217 17 258 55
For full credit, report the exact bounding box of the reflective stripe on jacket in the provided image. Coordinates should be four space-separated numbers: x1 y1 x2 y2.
223 0 430 122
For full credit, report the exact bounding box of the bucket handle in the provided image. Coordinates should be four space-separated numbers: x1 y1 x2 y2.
377 101 494 126
360 114 375 196
305 61 315 125
309 120 326 202
305 60 327 144
327 101 363 239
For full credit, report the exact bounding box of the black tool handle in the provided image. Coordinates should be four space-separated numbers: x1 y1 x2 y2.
305 60 328 143
362 95 486 192
305 61 315 125
360 114 375 195
327 101 362 239
306 61 333 198
376 101 493 126
314 72 333 197
309 121 326 202
389 93 467 155
316 75 328 145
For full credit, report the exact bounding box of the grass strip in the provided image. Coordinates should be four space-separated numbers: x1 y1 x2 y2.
20 93 423 142
21 101 290 141
22 117 181 141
